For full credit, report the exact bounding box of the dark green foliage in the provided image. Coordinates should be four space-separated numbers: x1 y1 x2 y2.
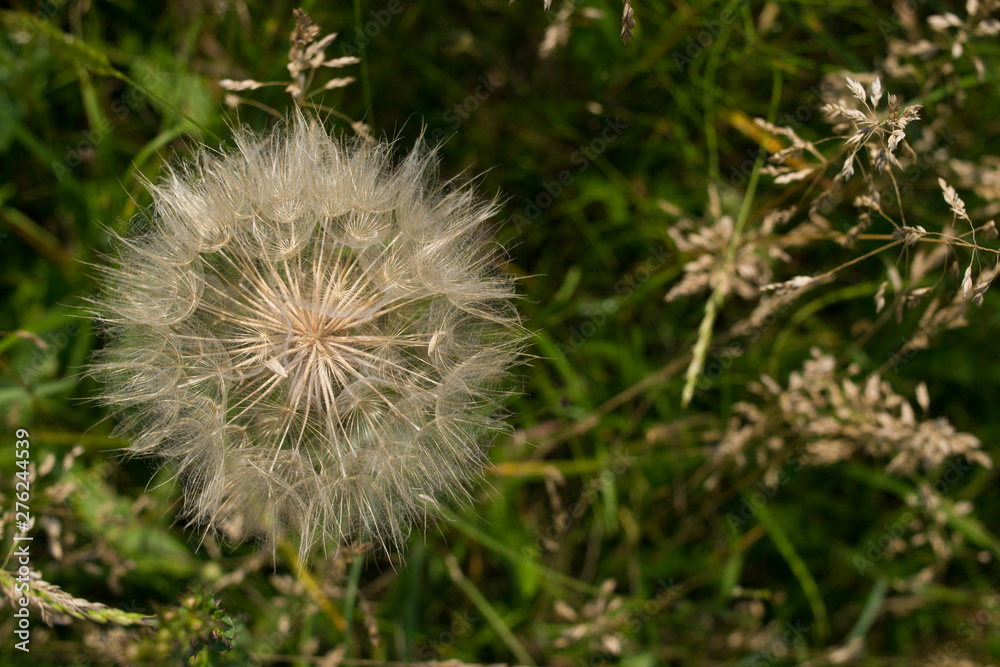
2 0 1000 665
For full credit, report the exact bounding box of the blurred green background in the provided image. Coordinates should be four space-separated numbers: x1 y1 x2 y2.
2 0 1000 664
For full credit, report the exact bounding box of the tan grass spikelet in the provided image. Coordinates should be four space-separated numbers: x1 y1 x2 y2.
88 113 526 560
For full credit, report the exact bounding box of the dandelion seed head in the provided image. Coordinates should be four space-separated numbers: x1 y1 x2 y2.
89 114 526 559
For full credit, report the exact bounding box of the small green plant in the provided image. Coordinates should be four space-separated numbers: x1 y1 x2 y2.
120 585 235 666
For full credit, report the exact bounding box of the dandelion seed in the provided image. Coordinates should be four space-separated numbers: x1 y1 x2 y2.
427 331 443 356
416 494 440 509
89 114 526 559
265 357 289 379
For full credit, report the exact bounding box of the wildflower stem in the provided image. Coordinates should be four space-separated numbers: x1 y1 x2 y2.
354 0 374 127
752 500 830 644
342 553 365 658
681 293 719 408
442 511 604 596
815 241 903 281
0 206 70 268
701 0 737 184
444 553 536 666
114 71 220 142
845 577 888 644
681 67 782 407
281 541 347 632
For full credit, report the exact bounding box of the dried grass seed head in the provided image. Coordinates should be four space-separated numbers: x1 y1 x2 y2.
89 114 526 558
706 348 991 484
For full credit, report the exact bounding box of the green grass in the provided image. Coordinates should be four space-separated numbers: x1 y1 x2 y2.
2 0 1000 665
